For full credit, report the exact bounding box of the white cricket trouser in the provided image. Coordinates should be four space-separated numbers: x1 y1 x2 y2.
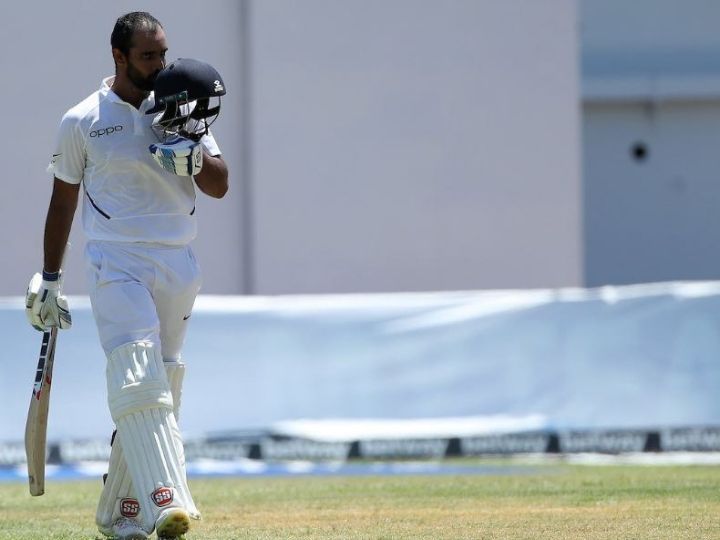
84 241 202 357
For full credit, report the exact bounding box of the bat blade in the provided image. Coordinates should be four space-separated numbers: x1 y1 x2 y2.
24 327 58 496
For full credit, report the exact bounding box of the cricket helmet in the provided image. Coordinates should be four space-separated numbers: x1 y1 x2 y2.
147 57 226 141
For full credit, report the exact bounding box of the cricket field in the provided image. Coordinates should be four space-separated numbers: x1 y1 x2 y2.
0 460 719 539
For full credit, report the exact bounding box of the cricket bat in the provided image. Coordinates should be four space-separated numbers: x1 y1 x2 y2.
24 326 59 496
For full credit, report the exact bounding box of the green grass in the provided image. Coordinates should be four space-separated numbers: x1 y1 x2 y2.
1 461 720 539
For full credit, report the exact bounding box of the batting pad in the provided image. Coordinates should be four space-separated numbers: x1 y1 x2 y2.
107 342 199 532
96 358 189 532
95 434 138 532
164 360 185 420
164 360 189 481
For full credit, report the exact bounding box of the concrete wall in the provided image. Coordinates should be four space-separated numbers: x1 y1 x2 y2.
2 1 581 295
583 102 720 286
581 0 720 285
249 0 582 293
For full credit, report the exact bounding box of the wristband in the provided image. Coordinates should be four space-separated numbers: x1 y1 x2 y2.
42 270 60 282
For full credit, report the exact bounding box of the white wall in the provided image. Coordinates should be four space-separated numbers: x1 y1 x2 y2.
1 1 581 295
581 0 720 285
584 102 720 286
250 0 582 293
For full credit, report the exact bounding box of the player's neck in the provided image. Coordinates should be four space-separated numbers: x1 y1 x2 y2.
110 76 149 110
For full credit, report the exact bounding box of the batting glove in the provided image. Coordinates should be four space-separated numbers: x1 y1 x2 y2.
149 136 203 176
25 271 72 331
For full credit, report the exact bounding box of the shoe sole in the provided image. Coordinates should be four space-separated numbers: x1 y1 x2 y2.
156 507 190 538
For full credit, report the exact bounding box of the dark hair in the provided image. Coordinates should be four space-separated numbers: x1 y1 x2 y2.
111 12 163 55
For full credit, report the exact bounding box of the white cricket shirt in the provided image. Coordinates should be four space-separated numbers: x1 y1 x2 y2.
49 77 221 246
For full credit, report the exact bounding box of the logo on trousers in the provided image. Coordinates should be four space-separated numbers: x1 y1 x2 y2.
151 487 174 507
120 498 140 517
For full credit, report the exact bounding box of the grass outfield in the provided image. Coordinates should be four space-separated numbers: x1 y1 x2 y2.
1 462 719 539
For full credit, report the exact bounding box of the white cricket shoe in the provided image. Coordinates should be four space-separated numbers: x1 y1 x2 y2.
156 507 191 539
103 517 148 539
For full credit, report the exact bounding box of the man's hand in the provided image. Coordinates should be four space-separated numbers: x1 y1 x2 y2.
25 271 72 331
149 136 203 176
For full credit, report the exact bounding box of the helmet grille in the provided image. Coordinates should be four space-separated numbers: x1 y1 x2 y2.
153 94 221 142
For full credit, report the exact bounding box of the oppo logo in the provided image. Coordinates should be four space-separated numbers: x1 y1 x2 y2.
90 125 123 137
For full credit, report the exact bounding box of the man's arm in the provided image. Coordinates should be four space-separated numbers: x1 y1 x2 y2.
43 178 80 273
194 151 228 199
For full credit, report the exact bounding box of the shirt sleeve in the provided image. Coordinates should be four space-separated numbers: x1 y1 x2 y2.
200 129 221 157
47 112 85 184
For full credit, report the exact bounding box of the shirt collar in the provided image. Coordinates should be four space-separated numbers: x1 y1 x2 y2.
100 76 156 112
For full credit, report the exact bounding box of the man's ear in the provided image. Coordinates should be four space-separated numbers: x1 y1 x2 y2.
112 48 127 68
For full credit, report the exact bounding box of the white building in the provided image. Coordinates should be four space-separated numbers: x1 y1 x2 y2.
4 1 717 295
